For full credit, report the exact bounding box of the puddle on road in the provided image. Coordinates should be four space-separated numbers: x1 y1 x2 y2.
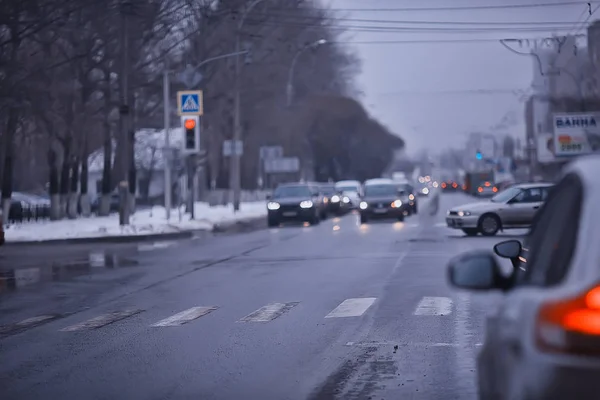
0 252 139 294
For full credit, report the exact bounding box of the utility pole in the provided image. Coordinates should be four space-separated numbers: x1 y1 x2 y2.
231 31 242 211
118 0 132 225
163 60 172 220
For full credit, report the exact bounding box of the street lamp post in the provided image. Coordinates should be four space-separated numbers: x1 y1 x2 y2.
230 0 269 212
286 39 327 107
285 39 327 181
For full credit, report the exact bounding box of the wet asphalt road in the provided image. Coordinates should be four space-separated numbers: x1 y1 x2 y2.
0 192 527 400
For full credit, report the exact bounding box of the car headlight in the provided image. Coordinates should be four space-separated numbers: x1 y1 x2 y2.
331 195 340 203
408 194 415 201
342 196 350 203
359 201 368 209
267 202 280 210
457 211 471 217
300 200 313 208
391 199 402 208
422 188 429 194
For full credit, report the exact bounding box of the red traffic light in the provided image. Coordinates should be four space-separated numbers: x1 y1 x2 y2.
184 119 196 130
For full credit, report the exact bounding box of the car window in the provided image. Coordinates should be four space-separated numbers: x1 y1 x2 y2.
515 174 582 287
272 185 310 198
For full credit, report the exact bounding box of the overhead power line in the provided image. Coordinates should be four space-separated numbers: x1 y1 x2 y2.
324 2 600 13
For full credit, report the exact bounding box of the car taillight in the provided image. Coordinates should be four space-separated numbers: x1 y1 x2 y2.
441 183 447 188
492 187 498 192
477 187 483 192
536 285 600 355
452 182 458 188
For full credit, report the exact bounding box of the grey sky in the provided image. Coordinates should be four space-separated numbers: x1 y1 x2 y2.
326 0 593 155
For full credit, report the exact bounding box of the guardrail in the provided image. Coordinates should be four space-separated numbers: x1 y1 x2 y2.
7 204 51 223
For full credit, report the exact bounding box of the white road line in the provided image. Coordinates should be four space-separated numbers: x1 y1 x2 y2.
325 297 377 318
454 292 476 374
345 341 483 348
16 315 57 326
60 309 143 332
151 306 218 327
413 296 453 316
238 302 299 322
435 222 448 227
138 242 177 252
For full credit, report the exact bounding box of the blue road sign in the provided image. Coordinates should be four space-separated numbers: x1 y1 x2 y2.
177 90 203 116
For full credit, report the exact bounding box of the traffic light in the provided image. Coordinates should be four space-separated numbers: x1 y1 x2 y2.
181 116 200 153
475 150 482 160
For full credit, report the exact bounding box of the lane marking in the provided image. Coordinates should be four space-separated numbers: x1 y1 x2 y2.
413 296 453 316
345 341 483 348
325 297 377 318
238 302 299 322
435 222 449 227
138 241 177 252
151 306 218 327
454 292 476 375
60 309 143 332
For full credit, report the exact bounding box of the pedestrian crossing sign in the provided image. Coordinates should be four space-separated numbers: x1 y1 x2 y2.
177 90 203 116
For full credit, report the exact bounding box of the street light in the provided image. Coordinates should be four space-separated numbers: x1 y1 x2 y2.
231 0 271 212
286 39 327 107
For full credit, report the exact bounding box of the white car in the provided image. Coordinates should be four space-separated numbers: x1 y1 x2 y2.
446 183 553 236
335 180 362 208
447 154 600 399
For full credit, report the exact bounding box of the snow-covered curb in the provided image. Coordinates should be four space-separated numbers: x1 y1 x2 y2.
4 202 267 243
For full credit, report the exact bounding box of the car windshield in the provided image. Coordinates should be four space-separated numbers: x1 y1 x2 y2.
320 186 336 195
396 184 411 192
364 184 396 196
272 185 311 198
337 185 358 192
490 187 522 203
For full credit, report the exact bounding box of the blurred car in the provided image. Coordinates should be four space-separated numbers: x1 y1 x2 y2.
334 180 362 208
476 180 499 197
446 182 553 236
395 181 418 214
266 182 326 227
359 178 407 224
441 180 460 192
446 156 600 399
319 183 348 216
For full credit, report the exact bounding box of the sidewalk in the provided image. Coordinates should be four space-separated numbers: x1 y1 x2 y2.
4 202 267 243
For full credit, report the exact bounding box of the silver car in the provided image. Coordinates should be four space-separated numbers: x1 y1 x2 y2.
446 183 553 236
447 155 600 399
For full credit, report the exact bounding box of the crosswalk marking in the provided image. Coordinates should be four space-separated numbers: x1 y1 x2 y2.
60 309 143 332
151 306 217 327
325 297 377 318
238 302 299 322
413 297 453 316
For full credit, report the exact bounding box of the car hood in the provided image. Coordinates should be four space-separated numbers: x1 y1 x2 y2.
450 201 499 212
270 197 312 205
363 196 398 203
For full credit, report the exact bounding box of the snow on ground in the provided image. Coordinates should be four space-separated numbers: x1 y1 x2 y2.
4 201 267 242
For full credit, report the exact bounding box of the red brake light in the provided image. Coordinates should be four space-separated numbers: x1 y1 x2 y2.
492 187 498 192
536 285 600 354
452 182 458 188
477 187 483 192
441 183 447 188
484 181 491 187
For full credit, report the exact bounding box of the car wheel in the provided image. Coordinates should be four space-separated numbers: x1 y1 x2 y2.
360 215 368 224
311 213 320 225
462 228 478 236
478 214 500 236
267 218 279 228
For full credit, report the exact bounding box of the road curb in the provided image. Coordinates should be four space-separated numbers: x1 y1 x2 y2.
4 216 267 246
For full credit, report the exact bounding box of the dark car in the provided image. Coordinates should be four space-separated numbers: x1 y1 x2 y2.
319 183 348 216
359 179 406 224
266 183 326 227
396 182 418 214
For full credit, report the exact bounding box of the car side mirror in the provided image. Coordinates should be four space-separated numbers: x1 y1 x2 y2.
447 250 504 291
493 240 521 259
